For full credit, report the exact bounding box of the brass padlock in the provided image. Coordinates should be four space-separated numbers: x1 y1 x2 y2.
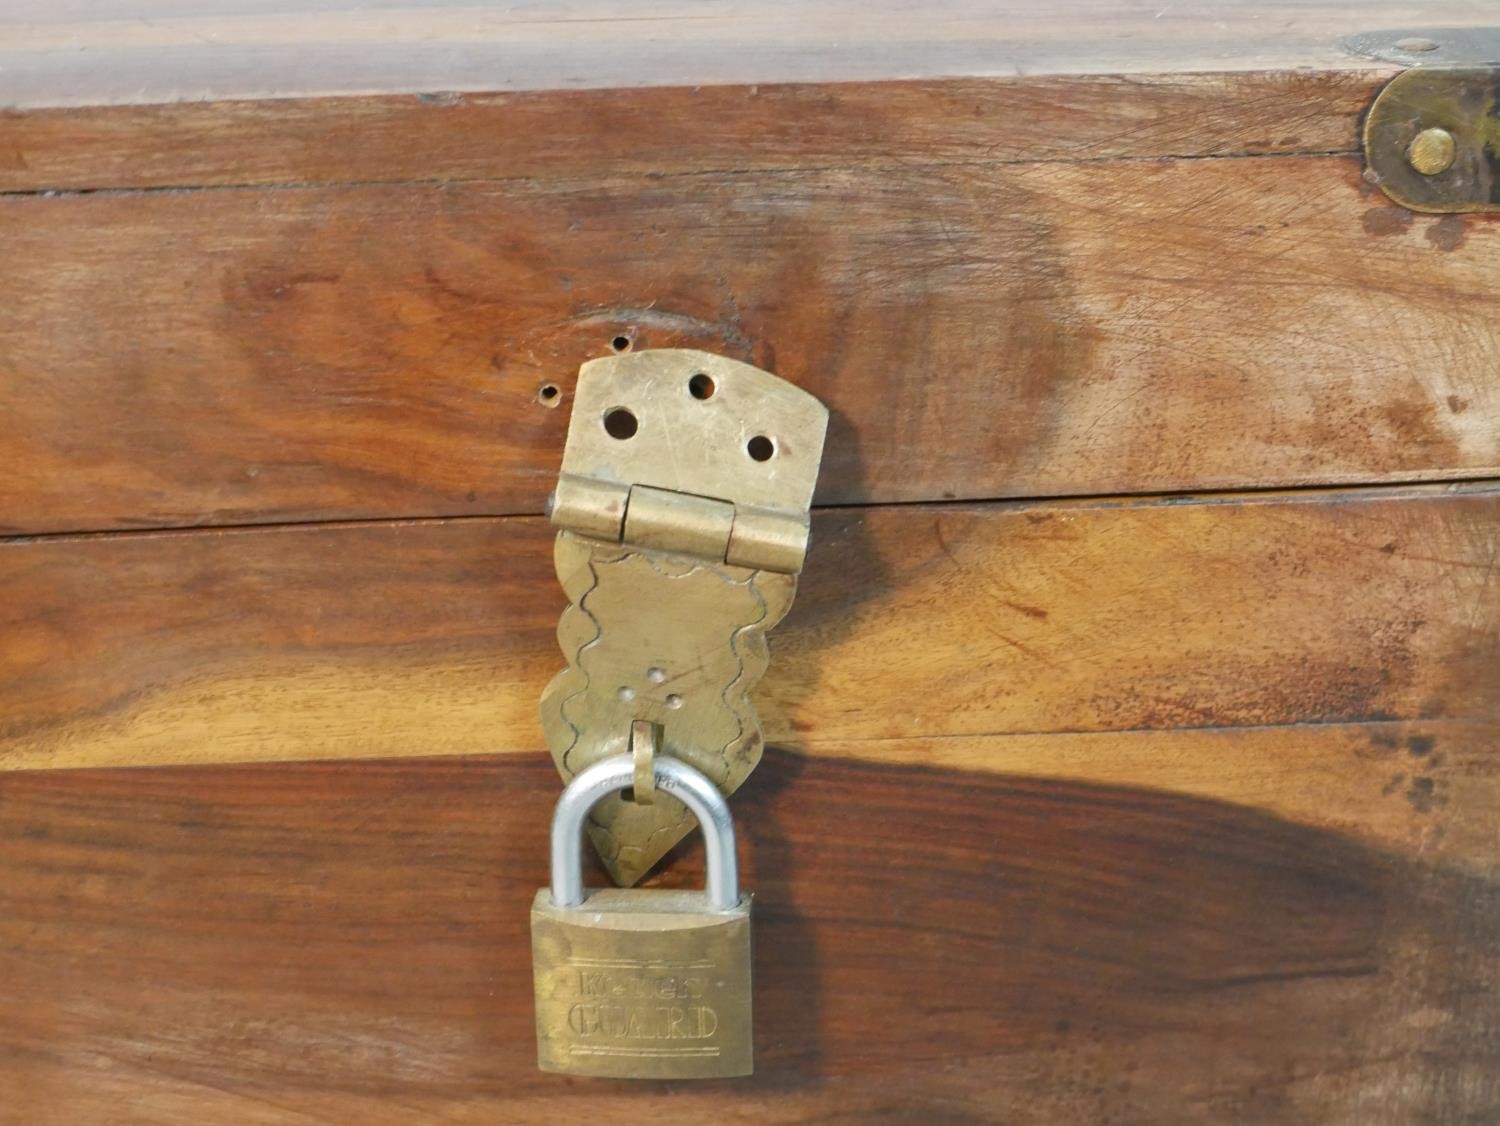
531 752 753 1078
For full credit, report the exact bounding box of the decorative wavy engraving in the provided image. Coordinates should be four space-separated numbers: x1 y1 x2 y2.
539 530 796 886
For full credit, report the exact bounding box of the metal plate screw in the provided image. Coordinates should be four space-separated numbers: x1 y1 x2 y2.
1407 127 1457 176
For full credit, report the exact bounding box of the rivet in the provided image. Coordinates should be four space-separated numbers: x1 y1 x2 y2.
1407 127 1456 176
1393 37 1440 52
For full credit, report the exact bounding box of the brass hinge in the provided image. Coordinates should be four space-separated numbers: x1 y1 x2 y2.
549 349 824 573
541 349 828 886
1347 29 1500 213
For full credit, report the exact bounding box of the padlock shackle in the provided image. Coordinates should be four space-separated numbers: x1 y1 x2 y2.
550 754 740 911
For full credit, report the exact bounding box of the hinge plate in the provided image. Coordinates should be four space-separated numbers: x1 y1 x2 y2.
540 349 828 886
550 348 827 572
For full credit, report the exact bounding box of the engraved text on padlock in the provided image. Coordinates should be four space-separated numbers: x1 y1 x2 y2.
530 754 753 1079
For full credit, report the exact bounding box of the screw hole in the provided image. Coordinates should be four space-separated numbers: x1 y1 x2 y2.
536 383 561 407
746 435 775 462
611 335 633 353
688 372 716 400
603 407 638 440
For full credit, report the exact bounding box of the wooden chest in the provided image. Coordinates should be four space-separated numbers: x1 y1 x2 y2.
2 3 1497 1121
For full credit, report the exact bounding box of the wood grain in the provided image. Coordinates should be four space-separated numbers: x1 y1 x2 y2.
3 485 1496 868
0 750 1495 1122
0 72 1378 193
5 7 1497 1114
4 156 1499 535
0 0 1468 110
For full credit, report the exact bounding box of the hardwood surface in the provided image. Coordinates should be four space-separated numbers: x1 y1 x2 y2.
0 750 1494 1123
4 156 1499 536
4 6 1498 1117
1 1 1482 109
4 485 1496 870
0 72 1382 193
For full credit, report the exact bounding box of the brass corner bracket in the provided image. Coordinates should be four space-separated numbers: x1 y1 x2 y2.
1350 29 1500 213
540 349 828 886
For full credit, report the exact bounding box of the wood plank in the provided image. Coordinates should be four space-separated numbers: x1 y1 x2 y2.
7 9 1497 1113
823 721 1500 873
2 1 1474 110
0 72 1380 193
3 485 1496 866
0 750 1494 1121
4 156 1499 535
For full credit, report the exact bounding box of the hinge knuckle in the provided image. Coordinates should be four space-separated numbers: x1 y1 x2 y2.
623 485 735 560
551 475 628 542
727 508 810 573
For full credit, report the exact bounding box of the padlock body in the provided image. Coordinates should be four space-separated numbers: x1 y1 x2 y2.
531 888 752 1078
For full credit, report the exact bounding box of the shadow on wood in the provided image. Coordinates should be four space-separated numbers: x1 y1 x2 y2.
0 749 1492 1122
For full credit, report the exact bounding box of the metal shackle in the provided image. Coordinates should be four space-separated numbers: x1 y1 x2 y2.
550 753 740 911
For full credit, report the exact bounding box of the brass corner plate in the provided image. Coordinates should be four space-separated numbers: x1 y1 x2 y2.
540 349 828 886
1364 65 1500 214
1350 28 1500 214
